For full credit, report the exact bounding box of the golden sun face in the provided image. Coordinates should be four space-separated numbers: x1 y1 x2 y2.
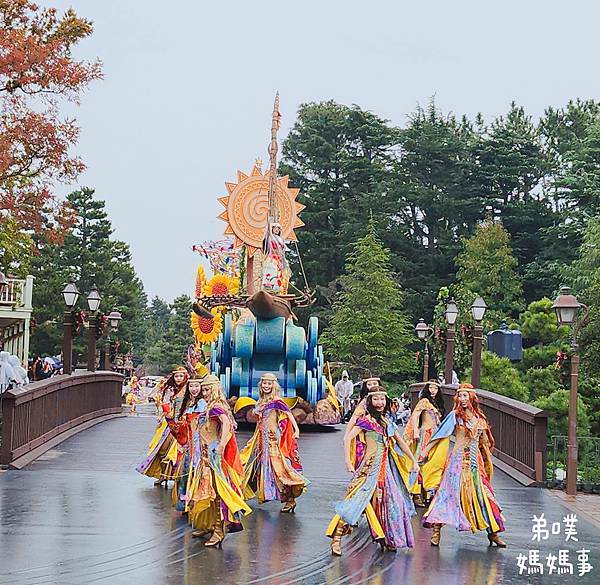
217 163 305 255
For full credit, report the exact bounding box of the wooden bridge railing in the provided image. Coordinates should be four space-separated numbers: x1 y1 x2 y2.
1 371 123 466
409 383 548 484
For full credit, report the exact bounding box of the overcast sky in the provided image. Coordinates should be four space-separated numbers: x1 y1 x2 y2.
46 0 600 301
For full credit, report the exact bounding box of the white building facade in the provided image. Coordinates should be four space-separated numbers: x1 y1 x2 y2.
0 275 33 363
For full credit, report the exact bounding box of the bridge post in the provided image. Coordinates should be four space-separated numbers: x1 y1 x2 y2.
534 411 548 484
0 392 16 465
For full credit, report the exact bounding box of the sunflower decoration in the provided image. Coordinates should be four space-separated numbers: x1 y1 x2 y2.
195 265 206 298
202 273 239 297
191 307 223 345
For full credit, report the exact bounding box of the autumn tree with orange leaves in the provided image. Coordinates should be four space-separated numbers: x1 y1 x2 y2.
0 0 102 247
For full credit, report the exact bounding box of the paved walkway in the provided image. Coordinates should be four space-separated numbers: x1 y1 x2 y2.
1 413 599 584
547 490 600 529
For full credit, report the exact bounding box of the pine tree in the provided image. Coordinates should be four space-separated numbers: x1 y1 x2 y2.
455 218 523 319
281 101 399 292
142 295 194 373
569 218 600 377
321 221 415 379
390 100 483 318
30 188 148 358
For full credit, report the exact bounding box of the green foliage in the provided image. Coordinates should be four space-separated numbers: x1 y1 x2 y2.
142 295 194 374
466 351 528 401
30 188 148 360
568 218 600 379
519 298 569 346
523 366 562 401
389 101 484 318
321 221 416 380
456 218 523 317
577 377 600 436
534 389 591 438
520 345 564 371
429 220 524 380
281 101 399 297
475 103 547 208
383 381 405 398
0 215 33 276
555 121 600 225
280 99 600 333
540 99 600 158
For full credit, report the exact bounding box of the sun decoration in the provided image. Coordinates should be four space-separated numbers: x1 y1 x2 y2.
202 274 239 297
217 163 305 255
191 307 223 345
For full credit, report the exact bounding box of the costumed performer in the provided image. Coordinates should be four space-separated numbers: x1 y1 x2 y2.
125 376 142 414
261 221 290 293
180 375 251 547
403 380 447 507
344 376 381 439
136 367 189 486
326 386 418 556
422 384 506 547
240 372 309 513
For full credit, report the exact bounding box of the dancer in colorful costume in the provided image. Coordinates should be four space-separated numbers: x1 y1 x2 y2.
169 375 251 547
327 386 418 555
422 384 507 547
403 380 447 507
241 373 309 513
344 376 381 438
151 378 166 415
136 367 189 486
125 376 142 414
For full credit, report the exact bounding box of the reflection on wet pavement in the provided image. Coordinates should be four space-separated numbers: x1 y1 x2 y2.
1 415 599 584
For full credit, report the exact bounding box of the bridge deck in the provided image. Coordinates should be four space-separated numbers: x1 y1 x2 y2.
1 412 599 585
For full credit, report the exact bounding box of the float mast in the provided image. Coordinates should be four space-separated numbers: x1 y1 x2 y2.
267 92 281 224
247 93 281 294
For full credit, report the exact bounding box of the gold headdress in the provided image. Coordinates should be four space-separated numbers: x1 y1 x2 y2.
258 372 282 401
362 376 381 384
195 374 228 408
200 374 220 387
366 385 388 397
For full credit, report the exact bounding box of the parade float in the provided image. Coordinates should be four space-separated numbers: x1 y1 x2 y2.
189 95 340 425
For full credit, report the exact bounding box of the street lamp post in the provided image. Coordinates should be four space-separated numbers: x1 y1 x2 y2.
552 286 589 497
86 285 101 372
103 308 122 371
470 296 487 389
444 298 458 385
61 282 80 375
415 318 434 382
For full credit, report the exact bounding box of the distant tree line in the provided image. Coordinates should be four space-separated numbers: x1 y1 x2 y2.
282 99 600 438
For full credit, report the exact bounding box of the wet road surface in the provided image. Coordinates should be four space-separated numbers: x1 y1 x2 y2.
1 410 599 584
